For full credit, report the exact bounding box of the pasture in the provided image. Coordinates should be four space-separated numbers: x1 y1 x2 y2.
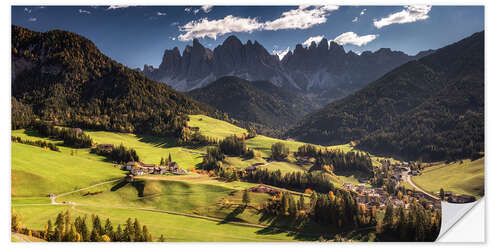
412 158 484 198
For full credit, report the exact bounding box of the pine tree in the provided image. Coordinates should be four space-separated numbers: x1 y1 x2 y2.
242 189 250 206
115 224 123 241
142 225 152 242
133 218 142 241
158 234 166 242
104 218 113 237
43 219 52 240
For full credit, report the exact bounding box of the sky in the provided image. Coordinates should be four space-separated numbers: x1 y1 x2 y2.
12 5 484 69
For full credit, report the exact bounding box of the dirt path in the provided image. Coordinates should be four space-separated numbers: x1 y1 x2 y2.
405 175 440 200
52 178 123 203
12 233 27 242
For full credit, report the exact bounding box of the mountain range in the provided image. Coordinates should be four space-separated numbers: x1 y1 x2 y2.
287 31 484 161
142 35 433 104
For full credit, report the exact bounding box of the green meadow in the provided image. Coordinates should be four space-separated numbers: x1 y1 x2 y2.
188 114 247 140
12 205 295 242
12 142 125 198
412 158 484 198
11 114 448 242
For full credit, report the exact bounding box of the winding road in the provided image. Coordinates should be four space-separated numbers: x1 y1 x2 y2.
404 174 440 200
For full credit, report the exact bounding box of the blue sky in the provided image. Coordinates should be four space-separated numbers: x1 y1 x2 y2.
12 5 484 69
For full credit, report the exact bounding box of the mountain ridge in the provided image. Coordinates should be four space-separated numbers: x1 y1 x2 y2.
286 31 484 161
188 76 317 130
143 35 432 103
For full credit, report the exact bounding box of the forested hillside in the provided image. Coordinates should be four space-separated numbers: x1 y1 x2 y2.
11 26 216 137
188 76 317 129
287 31 484 161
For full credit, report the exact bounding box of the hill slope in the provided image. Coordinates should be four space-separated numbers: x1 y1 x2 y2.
287 31 484 161
11 25 215 137
188 76 316 129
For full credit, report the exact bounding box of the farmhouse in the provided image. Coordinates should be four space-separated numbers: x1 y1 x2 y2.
124 161 140 171
341 183 353 190
249 184 281 196
245 165 257 172
446 194 476 203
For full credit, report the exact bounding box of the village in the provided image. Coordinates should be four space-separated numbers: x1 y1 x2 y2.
123 160 188 176
337 160 476 212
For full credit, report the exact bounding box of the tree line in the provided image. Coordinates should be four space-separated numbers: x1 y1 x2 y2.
243 168 335 194
377 201 441 241
295 144 374 174
90 143 140 163
33 123 93 148
11 136 60 151
12 209 161 242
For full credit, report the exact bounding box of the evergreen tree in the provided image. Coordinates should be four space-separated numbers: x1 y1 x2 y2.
158 234 166 242
242 189 250 206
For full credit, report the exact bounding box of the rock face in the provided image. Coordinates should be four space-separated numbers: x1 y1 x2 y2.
143 36 431 102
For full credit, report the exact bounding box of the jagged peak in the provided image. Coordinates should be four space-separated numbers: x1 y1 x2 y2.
318 38 329 49
192 38 204 48
223 35 243 47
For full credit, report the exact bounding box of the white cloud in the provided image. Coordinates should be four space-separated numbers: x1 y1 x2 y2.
263 5 339 31
107 5 130 10
302 35 325 47
201 5 213 13
157 12 166 16
28 17 37 22
178 15 263 41
352 17 359 22
332 32 378 46
373 5 431 29
178 5 339 41
272 47 291 60
78 9 91 15
360 9 367 15
193 9 200 15
171 22 179 26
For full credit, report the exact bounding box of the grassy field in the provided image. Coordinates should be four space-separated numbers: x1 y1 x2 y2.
188 115 247 140
55 175 272 225
412 158 484 198
223 156 268 170
11 116 395 242
12 142 125 198
12 204 296 242
85 130 205 169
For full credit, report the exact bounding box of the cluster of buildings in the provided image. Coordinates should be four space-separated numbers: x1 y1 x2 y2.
443 192 476 203
342 182 442 211
343 183 390 210
124 161 187 176
248 184 282 196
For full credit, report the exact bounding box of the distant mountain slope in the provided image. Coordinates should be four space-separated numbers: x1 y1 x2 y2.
11 25 215 137
287 31 484 161
143 36 431 104
188 76 317 129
